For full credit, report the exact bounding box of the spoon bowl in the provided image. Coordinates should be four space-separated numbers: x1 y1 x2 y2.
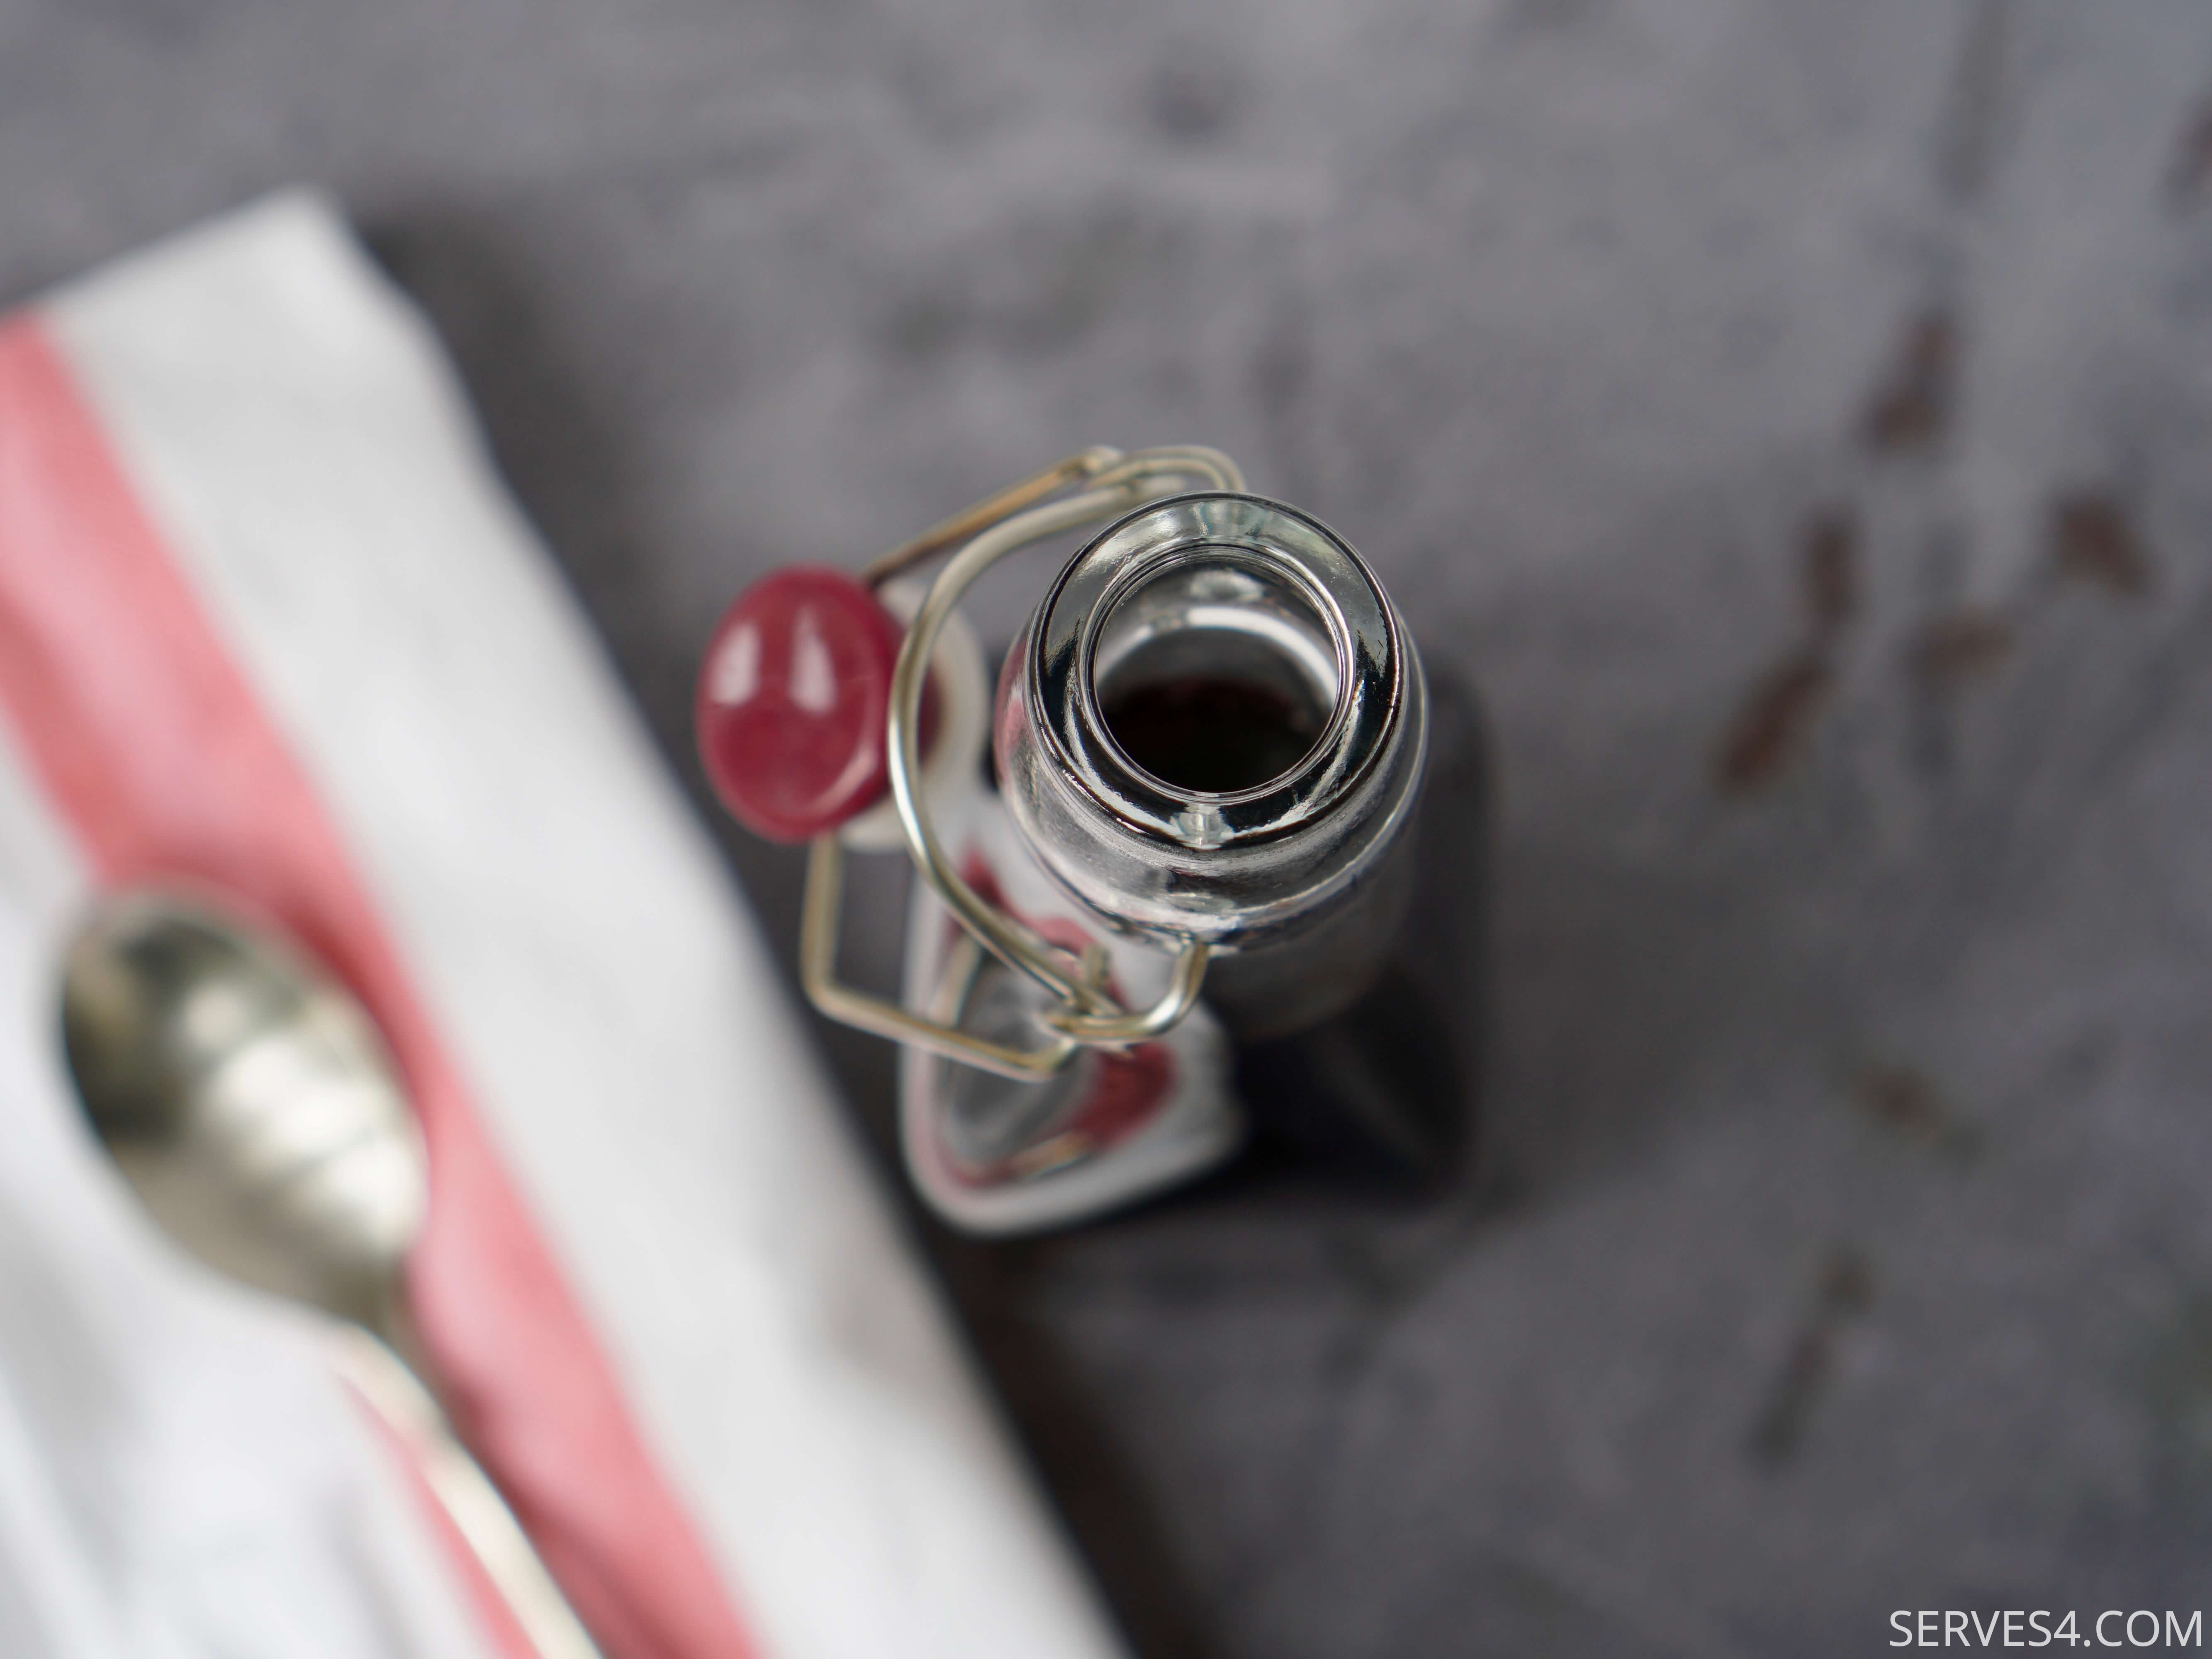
61 891 424 1333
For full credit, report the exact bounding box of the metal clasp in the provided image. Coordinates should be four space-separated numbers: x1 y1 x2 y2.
798 447 1243 1080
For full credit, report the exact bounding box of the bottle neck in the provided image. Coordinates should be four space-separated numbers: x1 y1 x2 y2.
998 492 1424 952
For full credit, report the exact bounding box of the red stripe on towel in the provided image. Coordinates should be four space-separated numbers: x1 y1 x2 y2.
0 317 759 1659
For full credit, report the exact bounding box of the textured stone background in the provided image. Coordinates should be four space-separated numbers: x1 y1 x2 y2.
10 1 2212 1653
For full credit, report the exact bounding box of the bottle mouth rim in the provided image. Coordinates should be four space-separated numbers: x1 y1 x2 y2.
1027 492 1403 850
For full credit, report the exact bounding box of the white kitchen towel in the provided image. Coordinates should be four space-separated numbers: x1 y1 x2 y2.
0 190 1125 1659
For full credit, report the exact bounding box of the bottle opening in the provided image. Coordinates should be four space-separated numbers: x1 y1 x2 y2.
1091 554 1341 797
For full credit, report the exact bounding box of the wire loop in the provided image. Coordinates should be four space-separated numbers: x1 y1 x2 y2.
799 448 1242 1077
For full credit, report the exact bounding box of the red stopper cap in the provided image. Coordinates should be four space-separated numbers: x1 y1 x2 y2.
695 567 934 844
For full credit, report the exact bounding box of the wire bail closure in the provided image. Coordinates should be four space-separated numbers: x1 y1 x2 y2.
798 446 1244 1080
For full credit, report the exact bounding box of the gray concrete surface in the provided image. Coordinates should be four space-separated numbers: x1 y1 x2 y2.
9 1 2212 1652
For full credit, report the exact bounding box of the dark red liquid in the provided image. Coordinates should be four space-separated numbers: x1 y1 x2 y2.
1101 675 1319 794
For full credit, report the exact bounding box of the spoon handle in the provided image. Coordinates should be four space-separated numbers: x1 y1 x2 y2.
329 1325 605 1659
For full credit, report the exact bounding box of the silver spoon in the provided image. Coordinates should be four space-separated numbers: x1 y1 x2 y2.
60 890 601 1659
